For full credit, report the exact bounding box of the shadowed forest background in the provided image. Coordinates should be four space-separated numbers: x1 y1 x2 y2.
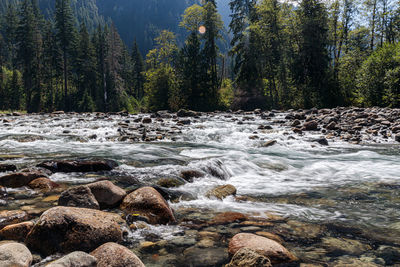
0 0 399 113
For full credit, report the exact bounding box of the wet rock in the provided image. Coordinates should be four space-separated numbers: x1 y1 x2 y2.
142 117 152 123
331 256 381 267
229 233 297 265
0 210 29 229
262 140 277 147
326 121 337 130
206 184 237 200
313 137 329 146
46 251 97 267
177 109 197 117
28 177 58 191
304 120 318 131
210 212 248 225
395 134 400 142
375 245 400 265
255 232 284 244
37 159 118 173
58 185 100 210
87 181 126 208
157 177 185 188
183 247 229 267
0 242 32 267
26 206 123 256
170 236 197 247
180 170 204 182
0 171 47 188
291 120 301 127
90 242 145 267
120 186 176 224
0 221 34 241
321 237 372 256
0 164 17 172
226 247 272 267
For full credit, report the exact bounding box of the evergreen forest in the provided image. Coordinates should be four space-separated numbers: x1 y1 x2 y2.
0 0 400 113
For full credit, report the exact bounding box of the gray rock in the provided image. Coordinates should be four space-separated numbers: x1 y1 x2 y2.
46 251 97 267
87 181 126 208
0 242 32 267
58 185 100 209
183 247 229 267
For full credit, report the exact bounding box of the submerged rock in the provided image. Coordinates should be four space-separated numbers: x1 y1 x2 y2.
46 251 97 267
226 247 272 267
37 159 118 173
0 242 32 267
180 170 204 182
58 185 100 210
228 233 297 265
206 184 237 200
120 186 176 225
87 180 126 208
0 221 34 241
321 237 372 256
90 242 145 267
183 247 229 267
26 206 123 256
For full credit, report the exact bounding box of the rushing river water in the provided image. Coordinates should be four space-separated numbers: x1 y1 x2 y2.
1 111 400 266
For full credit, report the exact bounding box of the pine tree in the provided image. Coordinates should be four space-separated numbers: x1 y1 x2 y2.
55 0 76 111
131 39 144 99
201 0 223 110
75 22 96 111
17 0 42 112
295 0 330 108
4 4 18 68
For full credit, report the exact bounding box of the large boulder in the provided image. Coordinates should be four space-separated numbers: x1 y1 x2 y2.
90 242 145 267
87 181 126 208
46 251 97 267
37 159 118 173
0 242 32 267
0 171 47 188
58 185 100 209
0 210 29 229
0 221 34 241
226 247 272 267
206 184 237 200
228 233 297 265
26 206 123 256
120 186 176 225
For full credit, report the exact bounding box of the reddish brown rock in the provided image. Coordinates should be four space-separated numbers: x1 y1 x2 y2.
91 242 145 267
87 180 126 208
26 206 123 256
0 210 29 229
58 185 100 209
0 171 47 188
120 186 176 225
28 177 58 191
210 212 248 225
228 233 297 265
0 221 34 241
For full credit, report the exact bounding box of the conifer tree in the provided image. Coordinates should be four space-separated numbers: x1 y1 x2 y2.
55 0 76 110
131 39 145 99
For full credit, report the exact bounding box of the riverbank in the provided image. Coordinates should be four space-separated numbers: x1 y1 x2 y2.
0 108 399 266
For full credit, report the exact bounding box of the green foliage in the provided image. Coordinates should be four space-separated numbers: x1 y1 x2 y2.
219 78 234 109
356 43 400 107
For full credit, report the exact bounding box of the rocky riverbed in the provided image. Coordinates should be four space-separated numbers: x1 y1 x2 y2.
0 107 400 266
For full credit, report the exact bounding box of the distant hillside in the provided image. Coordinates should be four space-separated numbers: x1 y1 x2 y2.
0 0 231 52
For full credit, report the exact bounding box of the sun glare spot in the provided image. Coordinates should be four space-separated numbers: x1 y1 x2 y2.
199 26 206 34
